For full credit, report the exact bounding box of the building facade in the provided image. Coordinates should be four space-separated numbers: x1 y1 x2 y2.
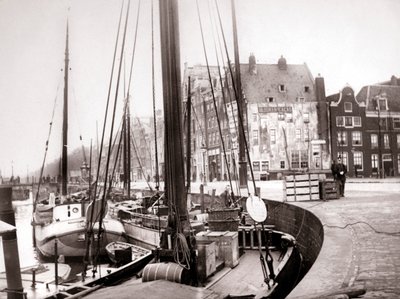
240 55 330 179
356 76 400 177
327 86 367 177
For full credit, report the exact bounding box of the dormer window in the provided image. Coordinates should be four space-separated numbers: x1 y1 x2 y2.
344 102 352 112
304 86 310 93
297 97 305 103
278 84 285 92
378 98 388 111
266 97 274 103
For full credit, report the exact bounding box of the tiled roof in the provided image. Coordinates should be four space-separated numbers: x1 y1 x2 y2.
240 63 315 103
357 85 400 112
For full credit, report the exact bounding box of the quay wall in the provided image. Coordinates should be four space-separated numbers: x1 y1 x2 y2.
264 199 324 284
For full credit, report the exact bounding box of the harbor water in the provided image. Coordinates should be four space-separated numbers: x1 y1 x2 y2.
0 198 37 272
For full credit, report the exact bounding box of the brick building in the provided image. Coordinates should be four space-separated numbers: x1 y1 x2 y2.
327 86 366 177
356 76 400 177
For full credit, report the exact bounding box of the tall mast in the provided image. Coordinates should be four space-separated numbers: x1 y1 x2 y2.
231 0 247 188
159 0 188 231
61 22 69 196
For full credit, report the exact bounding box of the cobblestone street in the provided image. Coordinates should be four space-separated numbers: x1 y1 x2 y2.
289 184 400 298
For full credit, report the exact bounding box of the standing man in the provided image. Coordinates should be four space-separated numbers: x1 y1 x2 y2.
336 157 347 197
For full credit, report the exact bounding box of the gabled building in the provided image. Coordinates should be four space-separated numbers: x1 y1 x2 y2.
356 76 400 177
327 86 366 177
240 55 330 178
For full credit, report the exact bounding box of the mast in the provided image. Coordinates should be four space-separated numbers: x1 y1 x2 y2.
186 77 192 193
231 0 247 188
159 0 188 230
61 22 69 197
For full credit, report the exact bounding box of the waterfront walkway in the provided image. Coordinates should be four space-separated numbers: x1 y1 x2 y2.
287 180 400 298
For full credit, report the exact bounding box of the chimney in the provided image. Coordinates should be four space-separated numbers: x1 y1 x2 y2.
278 55 287 70
248 53 257 75
390 75 398 86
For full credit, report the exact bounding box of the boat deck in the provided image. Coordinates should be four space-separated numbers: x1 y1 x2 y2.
84 249 283 299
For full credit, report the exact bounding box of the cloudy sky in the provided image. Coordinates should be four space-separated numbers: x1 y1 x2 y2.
0 0 399 177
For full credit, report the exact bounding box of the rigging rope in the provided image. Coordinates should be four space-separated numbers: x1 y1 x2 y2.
214 0 258 196
94 0 131 268
130 128 153 191
33 77 62 212
196 0 234 198
206 0 235 200
151 0 160 190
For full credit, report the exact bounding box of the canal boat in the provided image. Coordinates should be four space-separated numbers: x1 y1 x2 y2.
31 24 126 259
105 241 152 265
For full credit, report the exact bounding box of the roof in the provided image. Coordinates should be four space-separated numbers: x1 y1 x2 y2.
356 85 400 112
240 63 316 103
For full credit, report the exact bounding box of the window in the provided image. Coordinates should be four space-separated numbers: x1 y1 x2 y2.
261 161 269 171
253 130 259 145
252 113 257 122
337 131 347 146
336 116 344 127
253 161 260 171
353 152 363 171
280 160 285 169
286 113 293 122
297 97 305 103
279 84 285 92
371 134 378 149
337 152 348 167
278 112 285 121
398 154 400 176
291 152 300 169
384 134 390 148
393 117 400 129
354 117 361 127
266 97 274 103
304 86 310 93
371 154 379 173
303 112 310 123
352 131 362 146
345 116 353 127
296 129 302 141
397 134 400 148
301 150 308 168
270 129 276 144
304 128 309 142
291 150 308 169
344 102 352 112
378 98 388 111
379 118 388 130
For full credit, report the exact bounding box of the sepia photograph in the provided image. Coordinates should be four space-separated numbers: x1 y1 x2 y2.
0 0 399 298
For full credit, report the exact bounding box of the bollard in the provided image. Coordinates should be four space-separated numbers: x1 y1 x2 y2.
0 186 24 299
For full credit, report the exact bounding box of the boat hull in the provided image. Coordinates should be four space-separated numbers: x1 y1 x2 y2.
34 218 126 258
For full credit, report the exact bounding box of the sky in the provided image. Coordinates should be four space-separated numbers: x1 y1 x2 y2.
0 0 399 178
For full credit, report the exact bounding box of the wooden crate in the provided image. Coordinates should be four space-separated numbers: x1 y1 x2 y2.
319 180 340 200
284 173 320 201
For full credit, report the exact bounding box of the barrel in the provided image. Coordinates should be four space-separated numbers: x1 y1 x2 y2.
142 262 190 285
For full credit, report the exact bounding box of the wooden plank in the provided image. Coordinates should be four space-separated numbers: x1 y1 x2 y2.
286 186 319 195
286 181 319 188
285 174 319 182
